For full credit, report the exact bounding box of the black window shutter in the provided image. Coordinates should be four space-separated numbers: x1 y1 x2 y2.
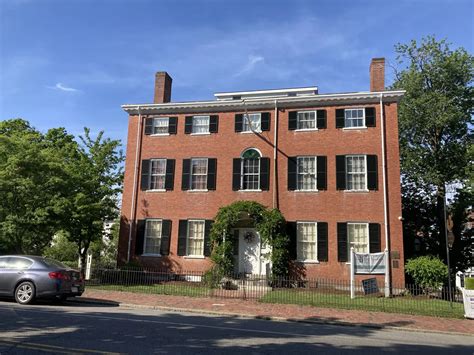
141 160 150 191
204 220 213 256
367 155 378 190
185 116 193 134
316 110 327 129
235 114 243 132
233 229 240 256
336 109 345 128
144 117 154 135
165 159 175 190
260 157 270 191
286 222 297 260
209 115 219 133
168 117 178 134
135 220 146 255
207 158 217 190
288 111 297 130
336 155 346 190
232 158 241 191
177 220 188 256
317 222 328 262
181 159 191 191
337 223 348 262
160 220 172 256
317 156 327 190
261 112 270 131
287 157 297 191
365 107 376 127
369 223 381 253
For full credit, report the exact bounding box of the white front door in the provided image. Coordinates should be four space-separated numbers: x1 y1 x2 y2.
238 229 271 275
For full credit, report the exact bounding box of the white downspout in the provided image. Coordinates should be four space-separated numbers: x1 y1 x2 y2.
380 93 391 297
273 99 278 209
127 106 143 262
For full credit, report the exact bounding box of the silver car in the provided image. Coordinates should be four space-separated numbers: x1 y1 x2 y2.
0 255 85 304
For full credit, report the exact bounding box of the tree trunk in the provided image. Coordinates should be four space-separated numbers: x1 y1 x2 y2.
436 184 448 263
79 250 87 277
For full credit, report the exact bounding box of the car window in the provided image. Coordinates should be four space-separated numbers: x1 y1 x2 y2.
0 257 9 269
8 257 33 270
43 258 69 269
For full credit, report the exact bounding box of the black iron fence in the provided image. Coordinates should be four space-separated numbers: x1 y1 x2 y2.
85 267 464 318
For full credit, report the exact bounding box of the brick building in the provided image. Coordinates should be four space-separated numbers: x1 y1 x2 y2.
117 58 406 285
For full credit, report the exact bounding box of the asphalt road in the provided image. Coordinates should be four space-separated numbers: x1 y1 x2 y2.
0 300 472 354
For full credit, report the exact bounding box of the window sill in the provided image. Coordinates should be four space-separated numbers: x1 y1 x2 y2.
191 132 211 136
295 128 318 132
141 254 162 257
146 189 167 193
297 260 320 264
344 189 370 193
238 189 262 192
183 255 205 259
150 133 170 137
240 130 262 134
294 189 319 193
342 127 368 131
188 189 209 193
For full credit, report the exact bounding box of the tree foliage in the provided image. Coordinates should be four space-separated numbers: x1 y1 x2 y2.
392 36 473 261
405 256 448 292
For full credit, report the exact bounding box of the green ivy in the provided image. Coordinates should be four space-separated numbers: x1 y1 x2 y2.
208 201 289 278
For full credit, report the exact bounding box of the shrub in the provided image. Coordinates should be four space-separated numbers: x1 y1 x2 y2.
405 256 448 293
465 277 474 290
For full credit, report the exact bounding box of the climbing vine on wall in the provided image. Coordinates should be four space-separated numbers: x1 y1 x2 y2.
208 200 289 277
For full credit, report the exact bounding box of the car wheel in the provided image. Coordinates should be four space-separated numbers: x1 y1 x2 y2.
15 281 36 305
56 294 68 302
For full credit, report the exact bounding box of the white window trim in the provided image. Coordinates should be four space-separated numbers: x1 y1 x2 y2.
186 219 205 257
296 156 318 192
296 110 318 131
143 218 163 257
191 115 210 134
346 222 370 262
190 158 208 191
297 221 319 263
242 113 262 133
345 155 367 192
149 159 167 191
240 157 260 191
152 117 170 135
344 108 366 129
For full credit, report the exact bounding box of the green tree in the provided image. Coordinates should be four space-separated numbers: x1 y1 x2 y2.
60 129 123 274
0 119 70 254
392 36 474 259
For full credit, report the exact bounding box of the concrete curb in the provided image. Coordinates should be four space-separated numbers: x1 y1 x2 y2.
69 297 472 337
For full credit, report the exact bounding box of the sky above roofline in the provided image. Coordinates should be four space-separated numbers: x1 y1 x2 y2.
1 0 472 145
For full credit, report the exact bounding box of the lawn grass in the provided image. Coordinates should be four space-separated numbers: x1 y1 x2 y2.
88 283 210 298
260 289 464 318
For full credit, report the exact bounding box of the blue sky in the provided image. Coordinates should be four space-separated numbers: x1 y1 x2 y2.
1 0 473 146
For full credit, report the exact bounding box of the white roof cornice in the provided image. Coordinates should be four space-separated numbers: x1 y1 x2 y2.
122 90 405 115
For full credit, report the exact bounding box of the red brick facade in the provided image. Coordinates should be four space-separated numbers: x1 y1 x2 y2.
118 60 405 286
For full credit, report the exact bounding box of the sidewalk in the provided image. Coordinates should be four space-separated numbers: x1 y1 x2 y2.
79 289 473 336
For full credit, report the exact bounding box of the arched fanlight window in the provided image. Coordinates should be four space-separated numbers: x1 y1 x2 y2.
240 148 261 190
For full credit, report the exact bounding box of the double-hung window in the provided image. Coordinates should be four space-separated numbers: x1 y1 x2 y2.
347 223 369 258
297 157 317 190
241 149 261 190
344 108 365 128
144 219 162 255
297 111 316 130
187 220 205 256
191 158 208 190
242 113 261 132
346 155 367 190
192 115 210 134
150 159 167 190
297 222 318 262
153 117 169 134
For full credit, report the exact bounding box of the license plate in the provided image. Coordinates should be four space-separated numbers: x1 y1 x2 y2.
71 287 78 293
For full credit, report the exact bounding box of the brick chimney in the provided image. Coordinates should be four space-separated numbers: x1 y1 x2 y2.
369 58 385 92
154 72 172 103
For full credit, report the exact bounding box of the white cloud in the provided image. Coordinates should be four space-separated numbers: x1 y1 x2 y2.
48 83 79 92
233 55 265 77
